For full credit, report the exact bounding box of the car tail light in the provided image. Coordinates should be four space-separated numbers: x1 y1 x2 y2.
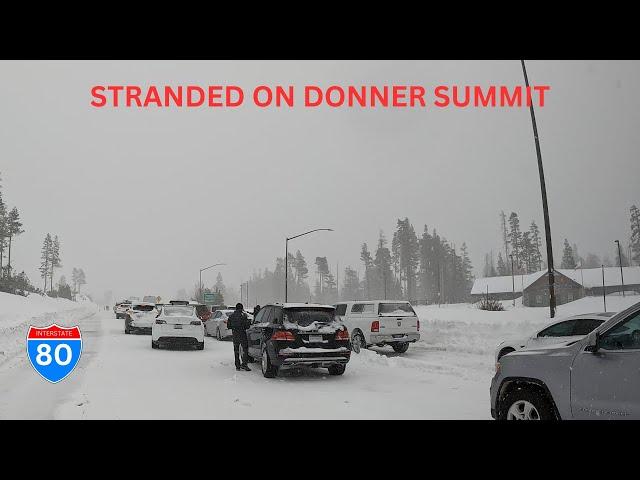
417 319 420 331
190 320 201 325
371 320 379 333
271 330 295 341
155 319 166 324
335 329 349 340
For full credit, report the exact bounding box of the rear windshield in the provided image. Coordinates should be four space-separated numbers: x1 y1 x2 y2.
163 306 195 316
285 308 335 327
378 303 416 315
133 305 155 312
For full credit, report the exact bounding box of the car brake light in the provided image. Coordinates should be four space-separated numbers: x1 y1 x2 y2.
417 319 420 331
371 320 379 333
190 321 201 325
335 329 349 340
271 330 295 341
155 319 166 324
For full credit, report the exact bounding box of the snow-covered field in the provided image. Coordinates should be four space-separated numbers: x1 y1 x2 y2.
1 292 638 419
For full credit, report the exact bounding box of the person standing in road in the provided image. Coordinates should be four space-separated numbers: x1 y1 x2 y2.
227 302 251 371
253 304 261 318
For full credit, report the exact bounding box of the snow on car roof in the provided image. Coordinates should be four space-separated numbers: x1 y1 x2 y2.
269 302 335 309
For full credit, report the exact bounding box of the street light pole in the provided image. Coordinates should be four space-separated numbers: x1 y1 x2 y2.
510 254 515 307
521 60 556 318
199 262 226 303
285 228 333 302
615 240 625 297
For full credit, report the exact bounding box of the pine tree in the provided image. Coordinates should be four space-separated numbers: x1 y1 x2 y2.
49 235 61 292
500 210 509 268
71 267 79 293
460 243 474 299
529 221 543 271
507 212 523 271
583 253 601 268
0 189 7 278
6 207 23 278
360 243 373 299
392 218 420 300
374 231 393 300
293 250 308 286
561 239 577 269
214 272 226 297
497 251 508 276
77 268 86 294
341 266 361 300
521 232 533 273
630 205 640 265
40 234 52 292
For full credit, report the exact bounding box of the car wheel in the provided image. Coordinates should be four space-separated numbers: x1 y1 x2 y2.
497 347 515 360
501 387 556 420
152 340 158 349
392 342 409 353
261 344 278 378
197 341 204 350
328 364 346 375
351 331 366 354
216 328 222 341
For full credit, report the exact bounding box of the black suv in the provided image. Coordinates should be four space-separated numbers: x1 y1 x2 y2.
246 303 351 378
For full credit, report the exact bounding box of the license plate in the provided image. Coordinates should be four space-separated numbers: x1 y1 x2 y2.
309 335 323 343
174 325 183 329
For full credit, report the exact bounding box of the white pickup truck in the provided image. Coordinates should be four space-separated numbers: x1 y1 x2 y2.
335 300 420 353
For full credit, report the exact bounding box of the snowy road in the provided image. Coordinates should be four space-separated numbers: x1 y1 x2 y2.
4 295 637 419
50 311 489 419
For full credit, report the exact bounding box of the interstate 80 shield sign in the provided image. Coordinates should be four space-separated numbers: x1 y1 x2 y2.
27 324 82 383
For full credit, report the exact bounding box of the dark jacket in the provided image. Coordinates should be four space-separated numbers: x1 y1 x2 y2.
227 310 250 332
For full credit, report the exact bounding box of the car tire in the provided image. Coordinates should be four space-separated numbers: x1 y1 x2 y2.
328 364 346 375
500 387 556 420
152 340 159 349
196 341 204 351
351 331 366 354
497 347 515 360
392 342 409 353
261 344 278 378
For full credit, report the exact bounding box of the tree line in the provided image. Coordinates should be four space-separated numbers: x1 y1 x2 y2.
199 217 474 306
0 174 29 295
483 205 640 278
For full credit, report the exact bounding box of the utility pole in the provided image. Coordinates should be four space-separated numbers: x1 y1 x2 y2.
602 264 607 312
521 60 556 318
614 240 625 297
510 254 515 307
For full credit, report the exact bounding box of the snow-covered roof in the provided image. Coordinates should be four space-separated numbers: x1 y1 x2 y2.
471 267 640 295
557 267 640 290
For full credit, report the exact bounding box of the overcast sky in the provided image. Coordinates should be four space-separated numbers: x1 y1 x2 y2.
1 60 639 302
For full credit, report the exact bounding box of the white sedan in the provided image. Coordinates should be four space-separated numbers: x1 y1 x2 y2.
152 304 204 350
124 302 158 334
205 308 253 340
494 312 616 361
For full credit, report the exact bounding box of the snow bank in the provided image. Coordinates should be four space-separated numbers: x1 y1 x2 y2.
0 292 98 368
414 295 640 356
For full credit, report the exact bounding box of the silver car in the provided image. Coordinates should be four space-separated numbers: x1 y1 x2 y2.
494 312 616 361
491 300 640 420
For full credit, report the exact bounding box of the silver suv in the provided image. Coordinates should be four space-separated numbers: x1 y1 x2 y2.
491 300 640 420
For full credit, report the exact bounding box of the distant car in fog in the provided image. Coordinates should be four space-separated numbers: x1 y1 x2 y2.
335 300 420 354
124 302 158 334
494 312 616 361
205 308 253 340
152 304 204 350
142 295 158 304
114 301 132 319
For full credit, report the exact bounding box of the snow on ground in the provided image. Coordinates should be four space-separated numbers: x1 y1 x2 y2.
1 292 639 419
0 292 98 369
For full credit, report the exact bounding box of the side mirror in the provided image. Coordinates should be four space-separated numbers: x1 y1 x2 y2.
584 331 600 353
